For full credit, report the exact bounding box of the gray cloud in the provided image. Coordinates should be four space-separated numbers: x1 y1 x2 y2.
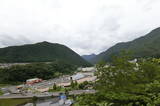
0 35 32 47
0 0 160 55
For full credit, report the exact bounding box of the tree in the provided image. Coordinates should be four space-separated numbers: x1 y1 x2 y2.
65 88 69 96
78 81 89 90
53 83 57 90
0 61 77 84
75 53 160 105
71 80 74 89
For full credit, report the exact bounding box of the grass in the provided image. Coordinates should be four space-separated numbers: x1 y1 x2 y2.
0 84 9 96
0 84 10 87
0 98 32 106
0 90 3 95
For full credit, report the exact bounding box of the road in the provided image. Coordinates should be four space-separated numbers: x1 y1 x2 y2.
0 90 96 99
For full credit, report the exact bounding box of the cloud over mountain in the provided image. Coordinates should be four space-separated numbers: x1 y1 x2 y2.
0 0 160 55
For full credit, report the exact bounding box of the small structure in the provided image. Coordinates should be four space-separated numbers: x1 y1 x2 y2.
26 78 42 85
129 59 137 63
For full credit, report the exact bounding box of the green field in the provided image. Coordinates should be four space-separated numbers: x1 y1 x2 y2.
0 98 32 106
0 84 9 87
0 90 3 95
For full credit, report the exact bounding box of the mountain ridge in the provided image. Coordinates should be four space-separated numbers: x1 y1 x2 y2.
82 53 96 63
0 41 91 67
91 27 160 63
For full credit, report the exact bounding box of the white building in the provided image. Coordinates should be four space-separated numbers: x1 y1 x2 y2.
81 67 96 72
71 73 85 80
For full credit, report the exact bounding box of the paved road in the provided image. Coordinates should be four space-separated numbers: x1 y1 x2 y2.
0 90 96 99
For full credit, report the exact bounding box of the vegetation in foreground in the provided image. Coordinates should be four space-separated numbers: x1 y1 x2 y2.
0 60 77 84
74 52 160 106
0 98 32 106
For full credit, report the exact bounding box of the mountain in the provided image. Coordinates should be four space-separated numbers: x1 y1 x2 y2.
0 41 91 66
91 27 160 63
82 54 96 63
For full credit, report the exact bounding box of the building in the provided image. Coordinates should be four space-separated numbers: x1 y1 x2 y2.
26 78 42 85
71 73 85 80
81 67 96 72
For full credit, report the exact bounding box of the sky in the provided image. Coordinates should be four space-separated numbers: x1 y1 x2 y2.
0 0 160 55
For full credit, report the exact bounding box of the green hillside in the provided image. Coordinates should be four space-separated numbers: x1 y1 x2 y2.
0 41 91 66
91 27 160 63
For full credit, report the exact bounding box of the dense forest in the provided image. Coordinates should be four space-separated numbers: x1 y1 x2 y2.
91 27 160 64
75 52 160 106
0 60 77 84
0 41 91 67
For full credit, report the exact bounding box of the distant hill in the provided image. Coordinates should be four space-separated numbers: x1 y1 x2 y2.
82 54 96 63
91 27 160 63
0 41 91 67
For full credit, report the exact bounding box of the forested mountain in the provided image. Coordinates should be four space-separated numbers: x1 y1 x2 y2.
0 41 91 66
82 54 96 63
91 27 160 63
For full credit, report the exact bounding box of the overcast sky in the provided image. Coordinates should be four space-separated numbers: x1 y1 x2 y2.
0 0 160 55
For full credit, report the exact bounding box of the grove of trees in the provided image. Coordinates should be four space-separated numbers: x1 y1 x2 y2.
75 53 160 106
0 60 77 84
